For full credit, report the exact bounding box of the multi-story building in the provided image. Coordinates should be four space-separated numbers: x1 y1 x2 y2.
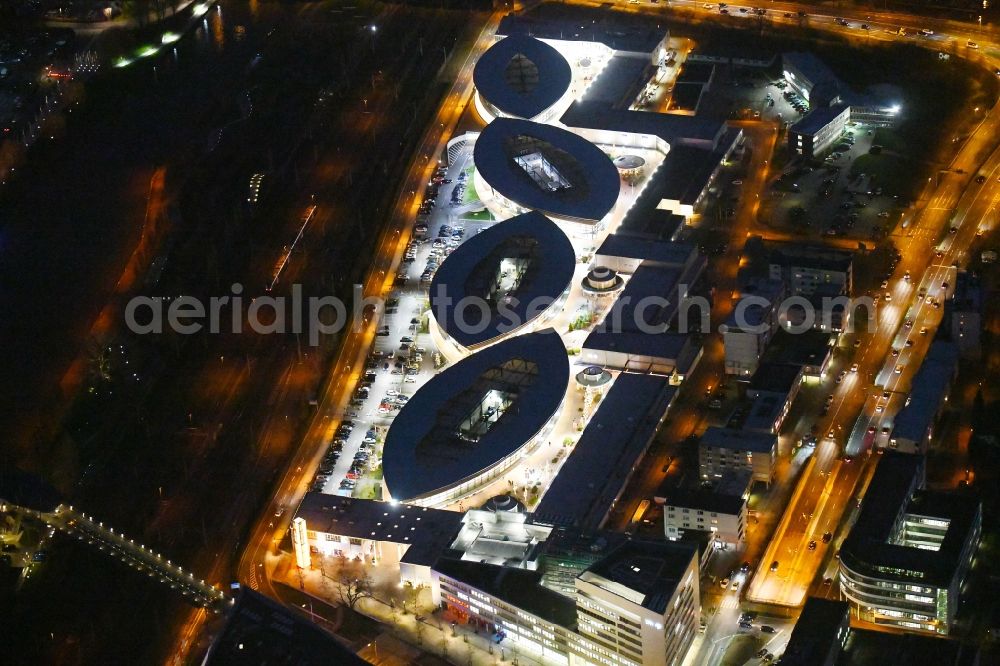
780 597 850 666
698 427 777 485
781 596 981 665
723 280 785 378
889 342 959 454
657 470 751 548
789 103 851 157
573 541 700 666
435 539 701 666
760 328 835 383
296 492 702 666
944 271 982 360
743 362 803 435
782 52 898 157
839 452 982 635
767 244 853 298
434 559 579 664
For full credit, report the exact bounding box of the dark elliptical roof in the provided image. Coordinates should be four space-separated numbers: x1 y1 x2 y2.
382 329 570 503
474 35 572 120
429 211 575 349
474 117 621 224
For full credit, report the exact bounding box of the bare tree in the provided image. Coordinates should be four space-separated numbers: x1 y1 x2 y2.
337 574 373 609
89 342 112 382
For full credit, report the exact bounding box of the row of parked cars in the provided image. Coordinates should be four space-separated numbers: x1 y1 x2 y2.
781 88 809 115
311 421 356 491
449 169 468 206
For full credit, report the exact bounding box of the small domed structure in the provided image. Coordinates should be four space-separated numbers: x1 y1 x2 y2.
479 494 525 513
581 266 624 295
575 365 612 389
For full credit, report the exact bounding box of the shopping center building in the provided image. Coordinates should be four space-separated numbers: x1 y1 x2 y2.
428 210 576 358
295 488 701 666
381 329 570 507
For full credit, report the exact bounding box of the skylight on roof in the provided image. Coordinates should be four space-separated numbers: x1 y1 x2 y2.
514 151 572 192
504 53 540 95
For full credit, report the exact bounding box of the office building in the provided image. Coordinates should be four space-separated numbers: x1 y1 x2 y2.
944 271 982 360
723 280 785 377
789 103 851 157
573 540 700 666
743 363 804 435
839 452 982 634
888 342 959 454
767 244 853 297
657 470 751 547
699 427 777 484
782 596 981 666
780 597 850 666
433 537 701 666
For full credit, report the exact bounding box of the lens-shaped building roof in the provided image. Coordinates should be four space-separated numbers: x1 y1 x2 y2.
429 211 576 350
382 329 569 505
473 36 572 121
474 118 621 224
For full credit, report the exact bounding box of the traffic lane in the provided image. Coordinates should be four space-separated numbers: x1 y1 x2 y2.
752 139 1000 600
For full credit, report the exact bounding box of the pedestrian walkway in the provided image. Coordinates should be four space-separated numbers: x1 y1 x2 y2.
278 553 549 666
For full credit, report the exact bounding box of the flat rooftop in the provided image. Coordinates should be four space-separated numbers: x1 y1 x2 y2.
767 242 853 274
295 494 463 567
700 427 777 454
781 597 849 666
595 232 696 269
561 100 726 148
474 35 572 120
429 211 576 348
203 589 367 666
449 509 552 568
791 102 850 136
583 328 693 363
580 539 697 613
661 486 744 516
676 62 715 84
534 373 675 530
838 626 981 666
950 271 982 312
582 55 650 108
496 7 667 56
669 83 704 113
382 329 570 502
618 208 685 240
742 392 785 434
725 280 784 331
748 362 803 394
474 117 621 223
763 328 834 369
892 341 959 442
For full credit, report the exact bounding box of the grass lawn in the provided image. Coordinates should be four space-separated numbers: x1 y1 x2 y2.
462 167 479 203
872 127 909 154
461 209 493 222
